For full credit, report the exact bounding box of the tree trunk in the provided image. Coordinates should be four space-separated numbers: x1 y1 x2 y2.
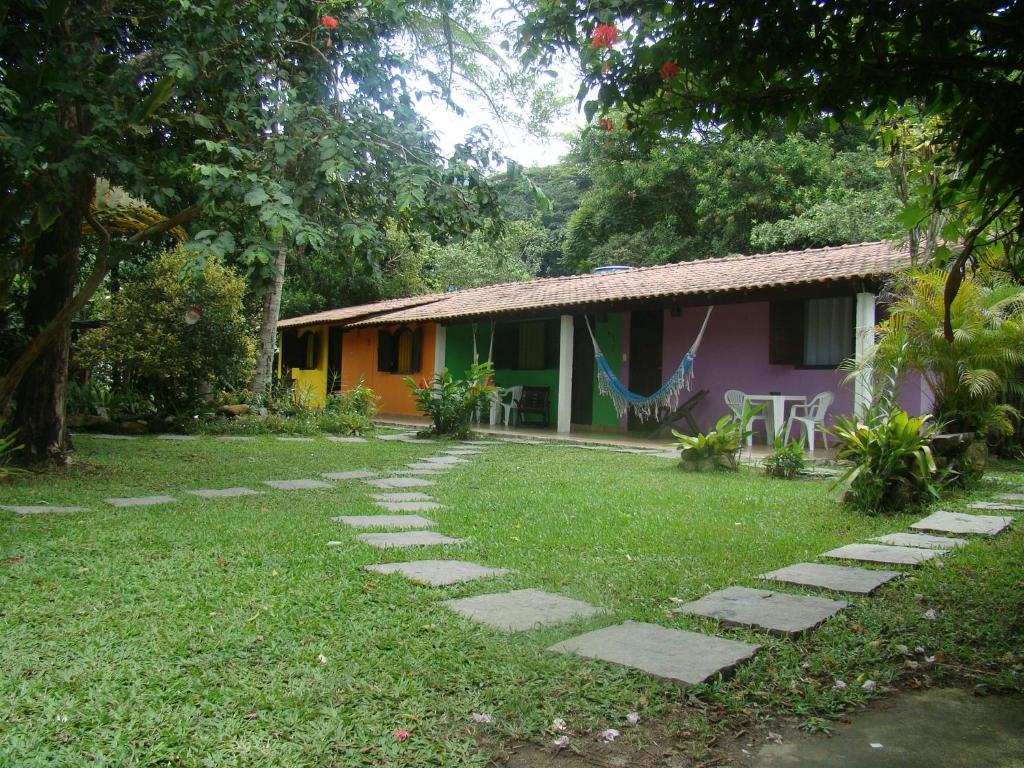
12 175 94 463
250 241 288 395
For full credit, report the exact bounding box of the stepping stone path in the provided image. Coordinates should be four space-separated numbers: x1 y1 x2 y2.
326 436 367 443
445 449 481 455
261 479 333 490
91 434 139 440
760 562 904 595
276 436 314 442
357 531 464 548
375 501 445 512
333 514 434 529
994 493 1024 502
370 492 433 502
377 433 419 442
105 495 176 508
216 436 255 441
157 434 197 441
393 468 444 475
2 505 88 516
443 588 606 632
406 463 453 471
549 621 761 686
420 456 467 464
674 586 848 637
822 542 943 566
870 532 966 550
322 470 377 481
912 510 1014 536
187 487 262 499
365 477 435 489
969 500 1024 512
366 559 510 586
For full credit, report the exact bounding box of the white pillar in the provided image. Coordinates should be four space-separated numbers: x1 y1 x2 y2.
433 323 446 376
556 314 574 433
853 292 876 418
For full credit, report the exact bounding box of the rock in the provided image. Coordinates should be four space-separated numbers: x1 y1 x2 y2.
67 414 112 430
119 420 149 435
218 404 250 417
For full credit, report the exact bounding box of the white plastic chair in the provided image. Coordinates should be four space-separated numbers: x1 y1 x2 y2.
785 391 834 453
724 389 767 448
499 386 523 427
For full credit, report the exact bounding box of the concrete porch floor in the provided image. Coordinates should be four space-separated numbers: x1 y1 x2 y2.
375 414 837 463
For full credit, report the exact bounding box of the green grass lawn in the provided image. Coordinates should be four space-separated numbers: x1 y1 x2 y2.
1 434 1022 766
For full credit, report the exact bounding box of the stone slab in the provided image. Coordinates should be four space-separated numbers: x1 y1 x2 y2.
760 562 904 595
994 493 1024 502
674 586 848 637
420 456 468 464
365 559 510 586
105 495 176 508
405 463 453 471
2 505 89 516
216 436 256 441
969 501 1024 512
377 433 419 441
443 588 605 632
157 434 198 441
375 501 445 512
276 436 314 442
548 621 761 686
911 510 1013 536
822 543 942 566
332 514 434 529
261 479 333 490
90 434 140 440
326 435 367 443
369 492 433 502
364 477 436 489
870 532 967 550
321 470 377 481
357 531 464 548
445 449 481 455
187 487 263 499
392 469 444 476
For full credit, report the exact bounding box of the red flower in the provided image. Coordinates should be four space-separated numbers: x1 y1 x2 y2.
598 117 614 131
394 730 410 742
321 15 339 29
601 63 610 74
590 23 618 50
659 61 681 80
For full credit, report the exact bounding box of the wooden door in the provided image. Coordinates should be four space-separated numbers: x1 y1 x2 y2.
627 310 663 430
327 327 343 393
571 316 594 425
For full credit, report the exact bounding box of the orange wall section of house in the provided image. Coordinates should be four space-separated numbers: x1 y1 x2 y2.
341 324 434 416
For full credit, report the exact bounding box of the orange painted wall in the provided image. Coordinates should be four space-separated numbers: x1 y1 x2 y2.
341 324 435 416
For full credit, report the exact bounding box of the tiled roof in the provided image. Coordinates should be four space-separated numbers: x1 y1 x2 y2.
340 241 910 327
277 293 447 329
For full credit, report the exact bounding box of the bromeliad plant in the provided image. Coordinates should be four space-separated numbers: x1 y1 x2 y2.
405 362 498 439
831 409 939 514
762 436 808 479
673 402 761 471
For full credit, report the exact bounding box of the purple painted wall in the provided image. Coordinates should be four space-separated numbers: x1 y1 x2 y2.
614 301 933 440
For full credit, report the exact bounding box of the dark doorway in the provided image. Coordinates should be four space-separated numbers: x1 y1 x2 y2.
627 310 664 430
571 316 594 425
327 327 343 393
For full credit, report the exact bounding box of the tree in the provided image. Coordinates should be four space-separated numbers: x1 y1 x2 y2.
516 1 1024 335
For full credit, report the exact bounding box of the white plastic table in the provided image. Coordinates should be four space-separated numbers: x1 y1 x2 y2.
742 394 807 439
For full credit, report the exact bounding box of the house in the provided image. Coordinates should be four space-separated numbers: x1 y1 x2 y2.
276 241 926 437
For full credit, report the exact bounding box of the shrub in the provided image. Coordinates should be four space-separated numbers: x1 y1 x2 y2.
325 379 378 419
762 437 807 479
76 247 256 414
831 409 939 513
0 419 23 480
673 403 760 471
405 363 497 439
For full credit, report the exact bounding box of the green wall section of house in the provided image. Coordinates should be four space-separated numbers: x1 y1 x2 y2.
591 313 623 429
444 315 624 429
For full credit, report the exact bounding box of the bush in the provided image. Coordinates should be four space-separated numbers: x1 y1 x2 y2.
76 247 256 414
762 437 807 479
673 403 760 471
405 363 497 439
831 409 939 513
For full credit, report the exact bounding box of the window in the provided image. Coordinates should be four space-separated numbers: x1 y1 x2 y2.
494 319 559 370
281 328 318 370
517 321 546 369
377 327 421 374
769 297 853 367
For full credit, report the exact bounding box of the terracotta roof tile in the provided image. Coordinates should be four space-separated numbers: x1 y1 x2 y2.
341 241 910 327
278 293 447 329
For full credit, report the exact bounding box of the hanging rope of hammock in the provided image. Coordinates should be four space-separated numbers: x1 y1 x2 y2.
584 307 714 422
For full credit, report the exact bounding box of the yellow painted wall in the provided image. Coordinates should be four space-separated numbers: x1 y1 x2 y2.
282 326 331 405
341 324 435 416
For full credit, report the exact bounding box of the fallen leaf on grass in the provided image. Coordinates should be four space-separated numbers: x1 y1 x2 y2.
552 735 570 750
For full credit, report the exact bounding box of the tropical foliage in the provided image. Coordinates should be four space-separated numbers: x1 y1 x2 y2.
673 403 760 471
762 437 808 480
406 363 498 439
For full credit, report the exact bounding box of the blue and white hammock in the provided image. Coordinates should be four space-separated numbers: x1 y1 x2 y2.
584 307 714 422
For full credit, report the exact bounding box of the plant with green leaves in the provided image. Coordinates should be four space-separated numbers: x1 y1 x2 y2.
405 363 498 439
673 403 760 471
866 270 1024 436
762 437 808 480
831 410 939 514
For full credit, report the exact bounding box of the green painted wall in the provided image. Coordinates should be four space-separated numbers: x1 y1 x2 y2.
590 313 623 428
445 315 625 430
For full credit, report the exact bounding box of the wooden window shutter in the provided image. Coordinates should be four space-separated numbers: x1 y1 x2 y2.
543 318 560 369
377 330 396 373
410 327 423 372
301 332 319 370
281 329 303 368
494 323 518 369
768 301 804 365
